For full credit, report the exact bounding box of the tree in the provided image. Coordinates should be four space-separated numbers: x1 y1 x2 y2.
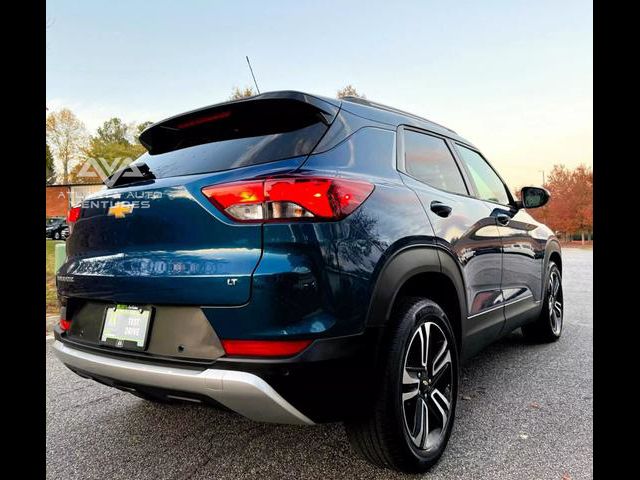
71 118 150 184
229 86 256 100
136 121 153 137
46 108 88 184
46 143 56 184
571 165 593 243
526 164 593 243
96 117 131 144
541 165 576 240
337 84 365 99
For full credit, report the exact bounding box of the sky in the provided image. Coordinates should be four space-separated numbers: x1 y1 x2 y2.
46 0 592 189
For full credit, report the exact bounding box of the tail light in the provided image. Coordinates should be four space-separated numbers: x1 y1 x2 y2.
221 339 312 357
67 205 81 233
201 176 374 223
59 298 71 331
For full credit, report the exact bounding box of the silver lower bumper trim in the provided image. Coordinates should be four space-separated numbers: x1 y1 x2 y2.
52 341 314 425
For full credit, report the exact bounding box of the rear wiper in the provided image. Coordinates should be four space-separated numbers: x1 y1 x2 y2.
106 162 156 188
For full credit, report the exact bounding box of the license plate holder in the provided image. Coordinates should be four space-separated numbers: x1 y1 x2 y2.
100 304 153 351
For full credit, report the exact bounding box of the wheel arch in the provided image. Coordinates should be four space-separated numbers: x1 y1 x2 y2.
544 238 563 277
366 245 468 352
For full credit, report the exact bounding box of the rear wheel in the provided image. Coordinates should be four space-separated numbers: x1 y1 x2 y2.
345 297 458 473
522 261 563 342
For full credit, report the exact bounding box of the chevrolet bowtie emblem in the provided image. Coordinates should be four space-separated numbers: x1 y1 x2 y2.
108 203 134 219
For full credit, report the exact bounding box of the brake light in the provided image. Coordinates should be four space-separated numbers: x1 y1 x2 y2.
177 110 231 129
67 206 81 224
59 318 71 331
221 339 312 357
202 177 374 222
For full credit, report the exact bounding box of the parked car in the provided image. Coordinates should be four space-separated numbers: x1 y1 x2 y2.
53 91 563 473
46 217 69 240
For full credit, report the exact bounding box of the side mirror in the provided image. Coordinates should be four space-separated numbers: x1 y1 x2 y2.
520 186 550 209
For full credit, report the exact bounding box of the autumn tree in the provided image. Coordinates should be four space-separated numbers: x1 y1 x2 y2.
337 84 365 99
46 108 88 183
525 164 593 243
229 86 256 100
571 165 593 243
46 143 56 184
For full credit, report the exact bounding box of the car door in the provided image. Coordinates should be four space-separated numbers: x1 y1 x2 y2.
452 143 542 332
396 126 505 354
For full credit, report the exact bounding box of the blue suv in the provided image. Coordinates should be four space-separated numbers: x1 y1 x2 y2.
54 91 563 473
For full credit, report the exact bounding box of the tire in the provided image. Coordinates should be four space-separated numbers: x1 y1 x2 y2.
345 297 459 473
53 231 61 240
522 261 563 343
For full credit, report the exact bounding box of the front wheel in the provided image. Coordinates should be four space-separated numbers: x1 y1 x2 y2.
522 261 563 342
345 297 459 473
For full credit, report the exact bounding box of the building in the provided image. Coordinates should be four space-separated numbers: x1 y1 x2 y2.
46 183 105 218
46 185 70 217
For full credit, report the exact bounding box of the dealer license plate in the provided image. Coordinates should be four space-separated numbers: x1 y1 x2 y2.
100 304 153 351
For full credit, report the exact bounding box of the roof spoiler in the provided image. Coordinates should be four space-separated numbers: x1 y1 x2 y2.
139 91 341 155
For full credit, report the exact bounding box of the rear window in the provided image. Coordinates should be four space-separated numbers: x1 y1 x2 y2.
132 99 329 179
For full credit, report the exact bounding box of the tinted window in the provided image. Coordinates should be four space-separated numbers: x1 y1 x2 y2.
130 100 329 179
403 130 467 194
455 145 510 205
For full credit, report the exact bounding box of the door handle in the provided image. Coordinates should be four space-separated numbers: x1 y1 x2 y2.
430 201 452 218
496 214 511 226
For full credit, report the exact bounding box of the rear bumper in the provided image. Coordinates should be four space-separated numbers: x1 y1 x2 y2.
52 340 314 425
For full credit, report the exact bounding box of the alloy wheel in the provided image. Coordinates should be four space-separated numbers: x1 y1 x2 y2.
548 270 563 335
401 321 453 452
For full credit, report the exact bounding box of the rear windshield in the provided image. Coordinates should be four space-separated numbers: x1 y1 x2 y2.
131 99 329 179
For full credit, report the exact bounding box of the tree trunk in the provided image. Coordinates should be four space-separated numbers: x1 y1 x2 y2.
63 158 69 184
581 230 585 245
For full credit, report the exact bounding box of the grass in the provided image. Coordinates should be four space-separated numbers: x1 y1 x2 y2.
46 240 63 314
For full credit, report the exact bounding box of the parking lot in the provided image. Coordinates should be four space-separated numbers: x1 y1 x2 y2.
46 248 592 479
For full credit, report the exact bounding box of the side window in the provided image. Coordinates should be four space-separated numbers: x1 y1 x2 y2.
403 130 468 195
455 144 510 205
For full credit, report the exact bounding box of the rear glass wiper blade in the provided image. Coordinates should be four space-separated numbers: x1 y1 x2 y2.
106 162 156 188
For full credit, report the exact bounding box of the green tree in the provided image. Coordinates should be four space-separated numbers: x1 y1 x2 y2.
96 117 131 144
136 121 153 138
131 121 154 152
71 118 150 184
46 108 88 183
46 143 56 184
337 84 365 99
229 86 256 100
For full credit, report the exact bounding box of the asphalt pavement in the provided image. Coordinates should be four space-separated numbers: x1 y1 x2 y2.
46 248 592 480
